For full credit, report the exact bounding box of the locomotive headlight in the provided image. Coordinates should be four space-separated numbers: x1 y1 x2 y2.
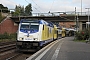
19 37 23 40
34 38 38 41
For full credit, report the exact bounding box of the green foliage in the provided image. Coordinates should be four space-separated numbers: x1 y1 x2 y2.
0 4 9 23
0 33 16 40
75 30 90 40
0 4 9 13
12 4 32 16
25 3 32 16
12 5 24 16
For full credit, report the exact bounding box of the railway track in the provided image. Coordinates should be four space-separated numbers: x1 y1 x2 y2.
0 41 34 60
0 43 16 53
0 44 34 60
0 39 60 60
0 41 16 46
6 53 21 60
5 52 32 60
0 41 17 60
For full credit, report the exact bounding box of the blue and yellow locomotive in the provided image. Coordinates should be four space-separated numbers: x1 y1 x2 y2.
16 19 60 51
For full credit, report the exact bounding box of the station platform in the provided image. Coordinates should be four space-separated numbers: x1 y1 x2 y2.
27 37 90 60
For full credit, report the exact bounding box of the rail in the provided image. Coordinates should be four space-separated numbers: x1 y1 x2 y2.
6 53 21 60
0 43 16 53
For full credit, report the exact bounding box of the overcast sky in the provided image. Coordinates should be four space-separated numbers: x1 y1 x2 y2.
0 0 90 13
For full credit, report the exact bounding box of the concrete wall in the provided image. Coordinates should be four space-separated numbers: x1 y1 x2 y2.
0 18 18 34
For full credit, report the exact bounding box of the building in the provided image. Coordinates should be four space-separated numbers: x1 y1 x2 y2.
0 18 18 34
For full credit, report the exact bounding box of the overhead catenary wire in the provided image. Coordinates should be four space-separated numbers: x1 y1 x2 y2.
25 0 41 13
49 0 56 13
7 0 42 15
31 0 46 13
8 0 76 21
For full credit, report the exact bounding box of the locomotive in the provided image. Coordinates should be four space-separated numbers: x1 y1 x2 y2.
16 19 62 51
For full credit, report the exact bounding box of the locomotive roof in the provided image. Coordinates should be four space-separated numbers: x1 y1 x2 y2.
20 19 54 27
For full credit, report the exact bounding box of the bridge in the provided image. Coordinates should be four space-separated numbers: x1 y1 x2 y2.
0 12 89 34
9 12 89 31
10 12 89 22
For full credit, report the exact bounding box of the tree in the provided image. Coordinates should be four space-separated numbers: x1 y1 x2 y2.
0 4 9 13
0 4 8 23
20 6 25 15
25 3 32 16
13 5 25 16
12 4 32 16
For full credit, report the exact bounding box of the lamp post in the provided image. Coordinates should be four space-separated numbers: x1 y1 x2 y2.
75 7 77 31
85 8 90 30
76 14 79 31
85 8 90 41
81 0 82 15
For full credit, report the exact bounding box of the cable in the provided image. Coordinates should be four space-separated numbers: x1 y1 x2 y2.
31 0 46 13
49 0 56 13
25 0 41 13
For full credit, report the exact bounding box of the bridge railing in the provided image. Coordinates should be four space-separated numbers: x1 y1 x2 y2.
6 12 89 17
31 13 57 17
32 12 89 17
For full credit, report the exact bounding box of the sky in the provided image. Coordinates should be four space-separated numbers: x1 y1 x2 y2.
0 0 90 13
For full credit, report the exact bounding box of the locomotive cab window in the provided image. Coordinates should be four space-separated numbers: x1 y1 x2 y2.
30 23 39 31
20 23 39 31
20 23 29 29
